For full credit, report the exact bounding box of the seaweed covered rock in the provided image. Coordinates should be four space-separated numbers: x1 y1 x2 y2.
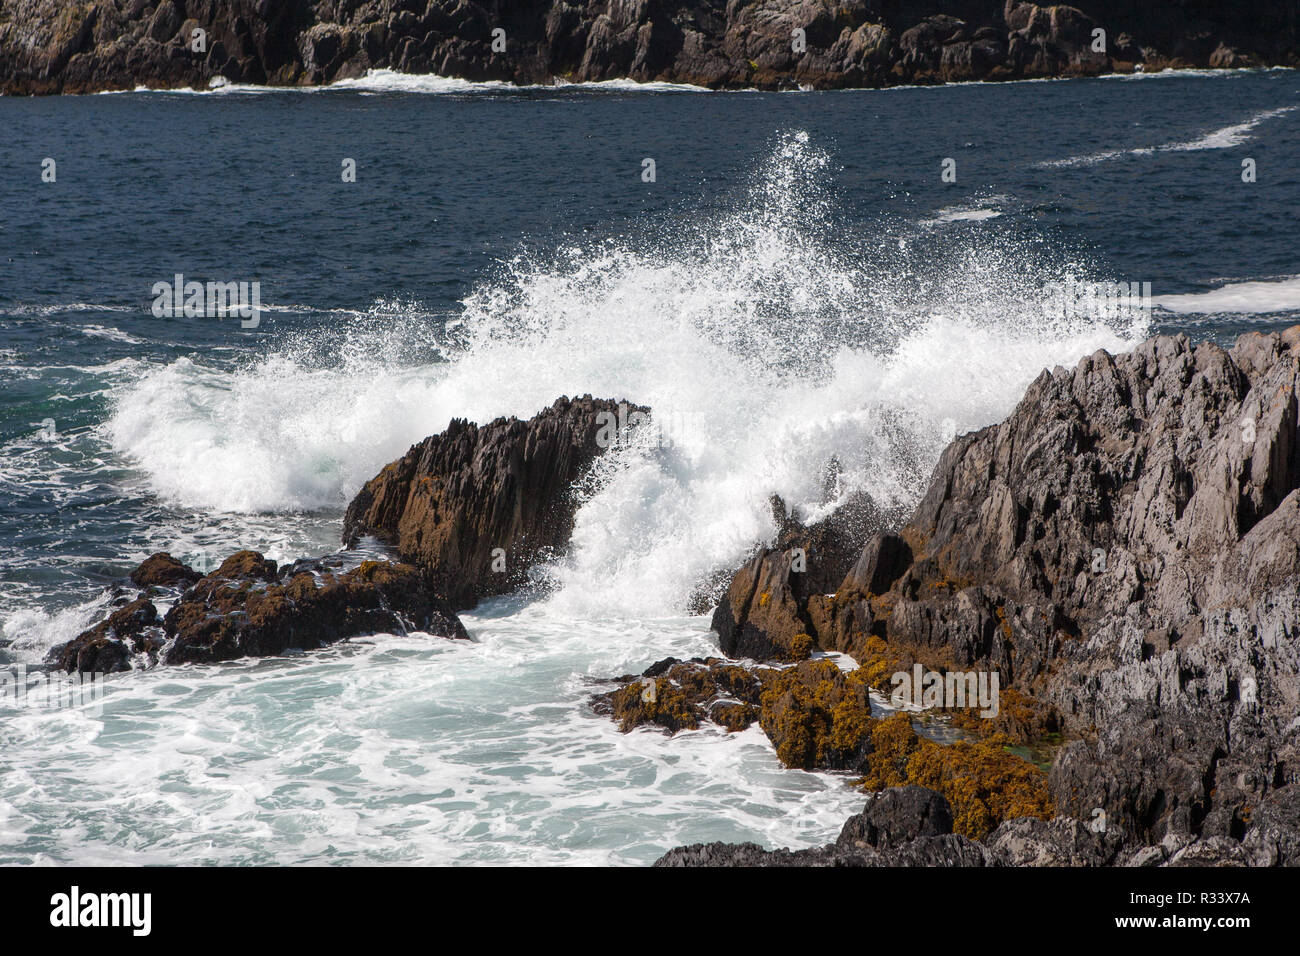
859 712 1054 840
758 658 874 772
129 552 202 589
593 655 877 774
344 395 641 610
164 552 468 664
592 657 765 735
49 550 468 672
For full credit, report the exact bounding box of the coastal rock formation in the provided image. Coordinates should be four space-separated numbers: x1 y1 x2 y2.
836 784 955 851
711 491 890 662
2 1 1295 95
343 395 641 611
592 655 875 770
49 550 468 671
592 656 766 734
48 596 165 673
656 785 1268 866
667 325 1300 865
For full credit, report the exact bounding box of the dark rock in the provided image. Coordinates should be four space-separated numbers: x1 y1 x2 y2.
654 832 990 866
836 786 954 851
689 325 1300 865
48 597 164 673
129 552 202 589
50 551 468 672
711 491 893 662
163 553 468 665
343 395 641 611
146 1 182 44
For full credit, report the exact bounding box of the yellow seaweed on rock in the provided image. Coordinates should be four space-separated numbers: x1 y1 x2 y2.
859 713 1054 840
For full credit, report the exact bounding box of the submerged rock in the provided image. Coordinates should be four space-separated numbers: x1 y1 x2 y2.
343 395 642 610
49 550 468 672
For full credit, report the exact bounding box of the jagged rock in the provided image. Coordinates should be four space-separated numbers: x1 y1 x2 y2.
49 550 468 671
48 597 165 673
836 786 954 850
3 1 1296 95
343 395 642 610
694 325 1300 865
985 815 1122 866
655 831 990 866
163 551 468 664
712 491 891 662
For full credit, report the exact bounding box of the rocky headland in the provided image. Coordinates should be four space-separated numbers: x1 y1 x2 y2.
1 1 1295 95
646 325 1300 866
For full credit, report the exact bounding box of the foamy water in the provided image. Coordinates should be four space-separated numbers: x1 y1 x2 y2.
1037 104 1297 168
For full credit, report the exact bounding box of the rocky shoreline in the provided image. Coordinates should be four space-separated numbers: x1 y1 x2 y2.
50 326 1300 866
654 326 1300 866
1 1 1296 96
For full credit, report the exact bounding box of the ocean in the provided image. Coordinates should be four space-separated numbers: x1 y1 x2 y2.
1 67 1297 864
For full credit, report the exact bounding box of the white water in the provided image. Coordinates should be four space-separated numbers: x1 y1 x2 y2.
1155 275 1300 315
1037 104 1297 167
3 132 1151 865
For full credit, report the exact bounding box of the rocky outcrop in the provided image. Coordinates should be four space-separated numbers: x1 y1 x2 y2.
711 491 894 663
592 655 875 770
672 325 1300 866
49 549 467 671
656 786 988 866
657 784 1274 867
592 656 766 734
2 1 1295 95
343 395 640 611
836 784 955 850
52 394 628 672
48 596 165 673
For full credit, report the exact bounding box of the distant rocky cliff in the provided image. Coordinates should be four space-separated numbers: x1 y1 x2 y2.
1 1 1295 95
